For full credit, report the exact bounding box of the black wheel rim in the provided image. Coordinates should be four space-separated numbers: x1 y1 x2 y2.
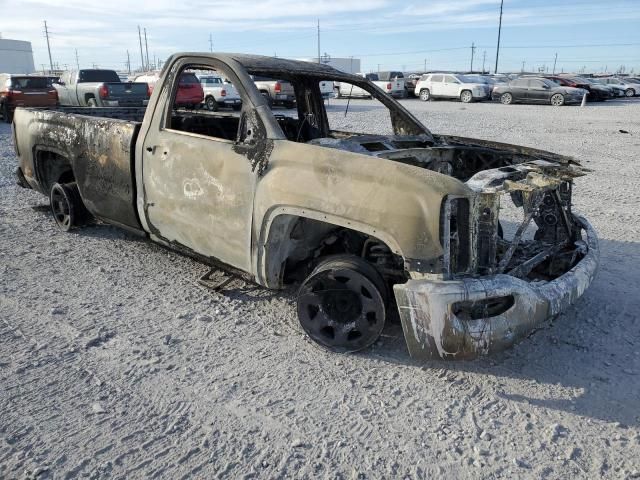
297 268 385 352
51 186 71 230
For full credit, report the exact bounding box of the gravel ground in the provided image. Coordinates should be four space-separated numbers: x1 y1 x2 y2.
1 98 640 479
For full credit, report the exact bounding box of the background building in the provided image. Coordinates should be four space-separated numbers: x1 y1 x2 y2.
0 35 36 74
297 55 361 74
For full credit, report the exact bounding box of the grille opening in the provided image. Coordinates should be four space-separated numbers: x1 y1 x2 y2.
446 197 471 273
452 295 515 320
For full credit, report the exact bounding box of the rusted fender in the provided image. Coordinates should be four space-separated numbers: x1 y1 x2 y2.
393 216 599 360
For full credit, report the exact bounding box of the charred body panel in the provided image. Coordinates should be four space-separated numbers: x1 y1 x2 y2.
15 108 142 231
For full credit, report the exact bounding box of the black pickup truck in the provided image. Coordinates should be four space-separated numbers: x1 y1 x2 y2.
54 69 149 107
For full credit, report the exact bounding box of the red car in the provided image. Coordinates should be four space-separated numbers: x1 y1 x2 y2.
544 75 610 102
0 74 58 123
132 71 204 107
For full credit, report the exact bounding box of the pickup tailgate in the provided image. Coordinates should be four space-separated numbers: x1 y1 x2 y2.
103 82 148 106
13 107 143 230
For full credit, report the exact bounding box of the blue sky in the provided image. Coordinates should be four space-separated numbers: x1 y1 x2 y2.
3 0 640 74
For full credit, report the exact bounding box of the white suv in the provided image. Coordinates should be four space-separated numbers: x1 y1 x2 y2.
414 73 492 103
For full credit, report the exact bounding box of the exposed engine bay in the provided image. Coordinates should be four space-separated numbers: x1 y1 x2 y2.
309 133 589 284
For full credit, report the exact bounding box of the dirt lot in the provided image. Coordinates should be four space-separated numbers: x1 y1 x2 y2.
1 98 640 479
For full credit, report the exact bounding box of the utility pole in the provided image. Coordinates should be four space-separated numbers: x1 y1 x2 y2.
209 33 213 52
482 50 486 73
144 28 150 71
317 19 320 64
138 26 145 71
126 50 131 75
75 48 80 70
552 53 558 75
43 21 54 73
377 63 381 73
470 42 476 72
494 0 504 74
424 58 427 72
521 60 525 73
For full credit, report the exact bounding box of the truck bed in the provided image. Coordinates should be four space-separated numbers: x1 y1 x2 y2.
13 107 145 231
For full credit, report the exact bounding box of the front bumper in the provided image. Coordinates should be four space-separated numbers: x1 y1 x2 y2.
394 216 599 360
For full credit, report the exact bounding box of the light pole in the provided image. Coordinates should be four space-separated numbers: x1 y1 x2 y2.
494 0 504 74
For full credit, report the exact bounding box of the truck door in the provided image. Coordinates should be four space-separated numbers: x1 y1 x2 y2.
139 61 257 272
55 72 70 105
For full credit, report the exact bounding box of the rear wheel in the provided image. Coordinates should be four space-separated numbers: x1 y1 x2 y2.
297 254 387 353
460 90 473 103
419 88 430 101
87 97 98 107
205 96 218 111
625 88 635 97
50 182 89 232
500 92 513 105
550 93 565 106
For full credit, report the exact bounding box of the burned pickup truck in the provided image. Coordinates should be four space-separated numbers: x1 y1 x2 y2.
12 53 599 360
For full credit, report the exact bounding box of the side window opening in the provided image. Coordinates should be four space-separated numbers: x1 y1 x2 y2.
167 64 244 142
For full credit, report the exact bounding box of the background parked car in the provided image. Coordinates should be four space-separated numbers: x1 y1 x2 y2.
587 78 625 97
131 71 204 107
414 73 491 102
198 74 242 111
597 77 640 97
54 69 148 107
545 75 611 101
377 71 406 97
492 77 586 106
353 72 404 98
0 74 58 123
337 75 373 98
252 76 296 108
404 73 422 97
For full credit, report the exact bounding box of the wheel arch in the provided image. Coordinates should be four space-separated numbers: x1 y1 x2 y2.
256 207 405 289
33 147 75 193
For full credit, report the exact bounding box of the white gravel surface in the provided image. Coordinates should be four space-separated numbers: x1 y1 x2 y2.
1 98 640 479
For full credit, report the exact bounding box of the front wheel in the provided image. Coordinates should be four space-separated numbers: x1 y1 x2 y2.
296 255 387 353
550 93 565 106
500 92 513 105
460 90 473 103
50 182 89 232
419 88 430 101
625 88 635 97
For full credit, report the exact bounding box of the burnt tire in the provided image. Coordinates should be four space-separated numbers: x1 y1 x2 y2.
205 96 218 111
50 182 89 232
419 88 430 101
550 93 565 106
296 254 387 353
460 90 473 103
500 92 513 105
